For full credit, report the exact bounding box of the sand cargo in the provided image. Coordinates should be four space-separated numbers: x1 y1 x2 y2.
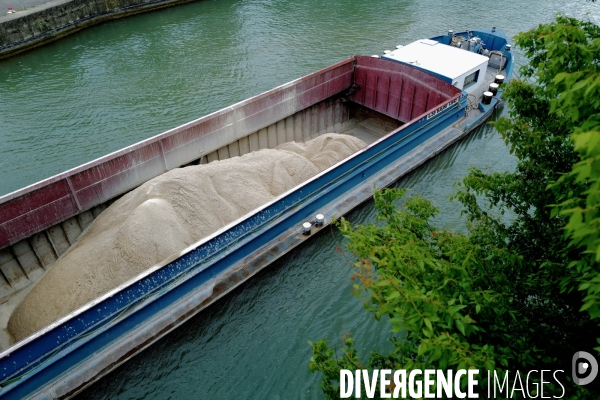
0 29 513 398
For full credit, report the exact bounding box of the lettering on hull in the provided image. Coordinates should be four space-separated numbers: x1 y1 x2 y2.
427 98 459 119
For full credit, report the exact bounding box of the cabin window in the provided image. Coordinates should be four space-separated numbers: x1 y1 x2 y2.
463 70 480 88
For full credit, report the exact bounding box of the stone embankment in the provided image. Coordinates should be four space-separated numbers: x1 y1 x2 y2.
0 0 197 59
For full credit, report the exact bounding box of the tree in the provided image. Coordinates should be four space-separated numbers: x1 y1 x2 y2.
309 15 600 399
533 16 600 328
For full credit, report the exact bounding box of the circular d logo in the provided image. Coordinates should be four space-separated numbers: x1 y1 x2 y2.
572 351 598 385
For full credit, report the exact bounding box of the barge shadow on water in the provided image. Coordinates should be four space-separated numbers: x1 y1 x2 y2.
0 28 513 399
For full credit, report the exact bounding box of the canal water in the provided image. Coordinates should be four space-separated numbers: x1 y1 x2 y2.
0 0 598 398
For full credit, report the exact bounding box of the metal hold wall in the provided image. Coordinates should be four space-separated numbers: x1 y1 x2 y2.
203 98 352 162
0 203 111 303
0 96 353 303
0 55 460 302
0 58 355 252
349 56 461 123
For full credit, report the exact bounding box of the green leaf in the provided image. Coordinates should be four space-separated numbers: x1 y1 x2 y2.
386 291 401 301
456 320 466 336
424 318 433 331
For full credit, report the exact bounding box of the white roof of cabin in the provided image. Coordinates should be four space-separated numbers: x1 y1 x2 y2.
382 39 489 80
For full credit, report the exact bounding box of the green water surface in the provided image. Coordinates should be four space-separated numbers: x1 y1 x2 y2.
0 0 598 398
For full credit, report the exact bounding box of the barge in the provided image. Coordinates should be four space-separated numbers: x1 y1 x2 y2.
0 28 513 398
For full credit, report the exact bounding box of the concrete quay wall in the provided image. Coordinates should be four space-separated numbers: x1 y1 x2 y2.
0 0 196 59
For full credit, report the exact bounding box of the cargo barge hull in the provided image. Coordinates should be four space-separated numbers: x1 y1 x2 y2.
0 29 513 398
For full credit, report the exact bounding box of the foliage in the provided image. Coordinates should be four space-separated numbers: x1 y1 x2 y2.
309 14 600 399
309 190 527 398
310 188 587 398
519 16 600 326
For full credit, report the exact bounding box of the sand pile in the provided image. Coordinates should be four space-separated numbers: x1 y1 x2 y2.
8 133 365 342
